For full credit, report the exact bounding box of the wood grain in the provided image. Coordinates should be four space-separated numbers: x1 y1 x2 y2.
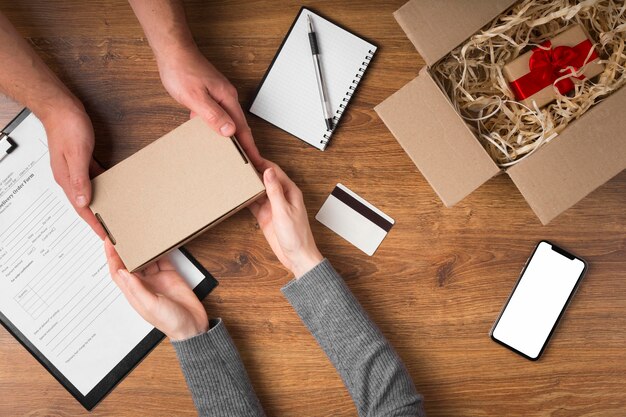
0 1 625 416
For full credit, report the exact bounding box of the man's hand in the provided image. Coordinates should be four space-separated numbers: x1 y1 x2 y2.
104 239 209 341
0 11 104 237
44 104 105 239
249 162 323 278
127 0 264 169
157 48 263 168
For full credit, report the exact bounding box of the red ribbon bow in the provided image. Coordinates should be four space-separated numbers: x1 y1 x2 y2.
509 39 598 101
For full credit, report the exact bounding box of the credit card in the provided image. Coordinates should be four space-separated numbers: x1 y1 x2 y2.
315 183 394 256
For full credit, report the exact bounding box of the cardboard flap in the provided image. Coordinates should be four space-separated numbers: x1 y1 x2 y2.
375 69 500 206
508 87 626 224
394 0 517 66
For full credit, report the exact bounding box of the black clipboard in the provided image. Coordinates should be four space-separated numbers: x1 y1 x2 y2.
0 109 219 410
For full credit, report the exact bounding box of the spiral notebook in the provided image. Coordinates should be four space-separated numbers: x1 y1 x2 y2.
249 8 377 150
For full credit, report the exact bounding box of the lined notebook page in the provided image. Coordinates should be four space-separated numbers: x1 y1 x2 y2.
250 8 376 150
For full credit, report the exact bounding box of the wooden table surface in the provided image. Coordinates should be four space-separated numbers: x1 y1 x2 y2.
0 1 625 416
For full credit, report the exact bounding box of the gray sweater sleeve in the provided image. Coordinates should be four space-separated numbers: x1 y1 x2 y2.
171 319 265 417
172 259 425 417
282 259 425 417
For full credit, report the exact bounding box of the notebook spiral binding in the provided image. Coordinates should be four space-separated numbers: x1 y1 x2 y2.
320 49 375 145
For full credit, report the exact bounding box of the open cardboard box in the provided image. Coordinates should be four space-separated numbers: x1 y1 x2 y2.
90 117 265 272
375 0 626 224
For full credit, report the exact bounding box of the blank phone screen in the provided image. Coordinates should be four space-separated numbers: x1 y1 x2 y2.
492 241 586 359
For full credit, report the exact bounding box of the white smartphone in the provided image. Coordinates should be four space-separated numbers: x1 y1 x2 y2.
490 241 587 360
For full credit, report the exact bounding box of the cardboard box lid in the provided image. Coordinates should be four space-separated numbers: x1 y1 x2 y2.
375 68 500 206
508 86 626 224
394 0 517 66
90 117 265 271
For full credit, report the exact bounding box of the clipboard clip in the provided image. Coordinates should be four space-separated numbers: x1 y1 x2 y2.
0 133 17 162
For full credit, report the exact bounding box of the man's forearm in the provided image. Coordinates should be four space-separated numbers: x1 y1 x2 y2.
0 11 81 122
128 0 197 63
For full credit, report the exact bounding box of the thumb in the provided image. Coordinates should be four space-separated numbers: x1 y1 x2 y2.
104 239 157 318
116 268 158 318
192 95 236 137
264 168 289 213
66 146 92 208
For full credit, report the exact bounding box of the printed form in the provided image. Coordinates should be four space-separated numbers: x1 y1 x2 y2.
0 113 206 395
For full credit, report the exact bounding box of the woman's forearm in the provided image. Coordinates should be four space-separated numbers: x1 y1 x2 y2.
172 319 265 417
282 259 426 417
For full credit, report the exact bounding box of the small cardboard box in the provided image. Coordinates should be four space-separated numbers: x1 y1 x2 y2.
375 0 626 224
90 117 265 272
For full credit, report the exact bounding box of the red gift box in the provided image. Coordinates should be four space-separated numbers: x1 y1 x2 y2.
503 25 604 108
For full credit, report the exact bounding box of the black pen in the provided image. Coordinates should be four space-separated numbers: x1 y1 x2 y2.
307 14 334 131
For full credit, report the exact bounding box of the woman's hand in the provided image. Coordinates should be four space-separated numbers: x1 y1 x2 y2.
249 163 323 278
104 239 209 341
